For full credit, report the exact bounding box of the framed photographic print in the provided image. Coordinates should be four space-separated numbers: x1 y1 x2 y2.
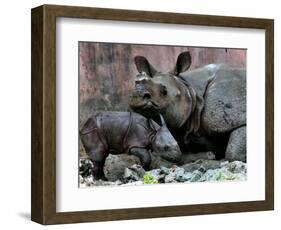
31 4 274 225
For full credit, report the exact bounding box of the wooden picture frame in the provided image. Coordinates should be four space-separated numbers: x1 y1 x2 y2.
31 4 274 225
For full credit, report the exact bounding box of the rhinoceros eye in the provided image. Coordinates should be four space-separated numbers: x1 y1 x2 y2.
160 84 167 96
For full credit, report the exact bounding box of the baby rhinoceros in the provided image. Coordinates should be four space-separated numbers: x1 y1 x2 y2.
80 111 181 179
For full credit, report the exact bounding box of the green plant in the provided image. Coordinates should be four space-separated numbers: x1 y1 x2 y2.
143 172 159 184
216 171 236 181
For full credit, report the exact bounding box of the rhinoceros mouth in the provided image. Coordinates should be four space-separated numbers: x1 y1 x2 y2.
130 94 160 110
139 100 160 110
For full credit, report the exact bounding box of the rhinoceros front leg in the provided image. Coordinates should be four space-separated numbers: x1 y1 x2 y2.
225 126 246 162
130 148 152 170
180 151 216 164
88 151 108 180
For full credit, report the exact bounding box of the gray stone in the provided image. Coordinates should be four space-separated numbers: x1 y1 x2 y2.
164 172 176 183
79 158 94 177
123 164 146 182
189 170 204 182
225 161 247 174
199 169 220 182
160 166 170 175
80 157 247 186
182 159 221 173
129 164 146 177
174 167 186 182
199 162 247 182
149 169 165 183
103 154 141 181
123 168 140 182
163 167 191 183
157 174 166 183
150 169 161 177
182 172 193 182
201 160 221 170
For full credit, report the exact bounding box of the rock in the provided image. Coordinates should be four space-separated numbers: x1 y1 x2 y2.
199 161 247 182
103 154 141 181
157 174 166 183
150 168 161 178
215 168 238 181
79 156 247 186
160 166 170 175
202 160 221 170
189 170 204 182
182 159 221 173
164 171 176 183
225 161 247 174
79 175 123 187
149 169 164 183
123 168 140 182
130 164 146 177
182 172 193 182
79 159 93 177
123 164 146 182
162 166 199 183
164 167 187 183
199 169 221 181
174 167 185 182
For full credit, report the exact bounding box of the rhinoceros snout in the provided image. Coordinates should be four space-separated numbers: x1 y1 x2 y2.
160 149 182 163
133 85 151 100
142 92 151 99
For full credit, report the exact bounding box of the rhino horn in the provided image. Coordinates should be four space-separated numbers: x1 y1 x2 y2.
135 56 157 77
171 51 192 76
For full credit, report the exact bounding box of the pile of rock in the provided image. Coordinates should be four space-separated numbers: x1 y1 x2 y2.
79 154 247 187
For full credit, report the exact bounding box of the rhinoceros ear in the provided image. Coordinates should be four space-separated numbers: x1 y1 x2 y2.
148 118 160 132
171 51 191 76
80 117 96 135
135 56 157 77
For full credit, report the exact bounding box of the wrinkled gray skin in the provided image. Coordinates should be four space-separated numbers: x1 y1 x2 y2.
129 52 246 162
80 111 181 179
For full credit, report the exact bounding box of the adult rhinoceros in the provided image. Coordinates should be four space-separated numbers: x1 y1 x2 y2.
129 51 246 161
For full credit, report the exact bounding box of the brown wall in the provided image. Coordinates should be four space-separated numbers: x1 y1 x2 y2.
79 42 246 122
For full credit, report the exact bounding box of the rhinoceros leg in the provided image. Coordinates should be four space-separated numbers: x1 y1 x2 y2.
225 126 246 162
88 151 108 180
91 160 106 180
130 148 152 170
180 151 216 164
